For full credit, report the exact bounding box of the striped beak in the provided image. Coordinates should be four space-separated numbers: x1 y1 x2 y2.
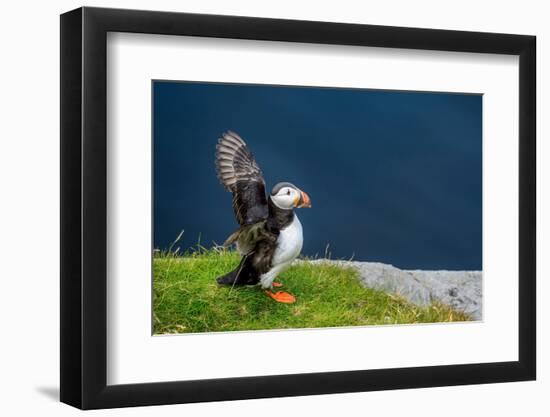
297 190 312 208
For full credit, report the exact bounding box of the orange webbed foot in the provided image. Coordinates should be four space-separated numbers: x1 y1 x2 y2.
265 290 296 304
272 281 283 288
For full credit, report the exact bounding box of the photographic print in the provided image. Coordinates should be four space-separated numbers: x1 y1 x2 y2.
60 9 536 407
152 81 482 335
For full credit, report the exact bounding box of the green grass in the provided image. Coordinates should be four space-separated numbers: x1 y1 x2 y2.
153 248 470 334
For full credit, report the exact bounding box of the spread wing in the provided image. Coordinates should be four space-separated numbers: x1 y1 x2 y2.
215 131 269 226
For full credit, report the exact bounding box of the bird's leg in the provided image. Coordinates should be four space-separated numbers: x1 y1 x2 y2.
265 289 296 304
272 281 283 288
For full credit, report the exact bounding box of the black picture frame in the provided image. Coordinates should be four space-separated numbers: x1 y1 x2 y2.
60 6 536 410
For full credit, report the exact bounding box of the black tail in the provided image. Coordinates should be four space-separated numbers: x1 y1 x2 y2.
216 254 260 286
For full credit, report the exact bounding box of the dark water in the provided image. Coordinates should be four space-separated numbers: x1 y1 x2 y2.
153 81 482 270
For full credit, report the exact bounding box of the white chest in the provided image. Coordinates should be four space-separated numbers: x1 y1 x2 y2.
273 214 303 266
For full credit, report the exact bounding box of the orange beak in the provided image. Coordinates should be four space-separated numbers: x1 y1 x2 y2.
297 190 312 208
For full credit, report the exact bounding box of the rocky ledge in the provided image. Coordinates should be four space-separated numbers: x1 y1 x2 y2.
306 260 482 320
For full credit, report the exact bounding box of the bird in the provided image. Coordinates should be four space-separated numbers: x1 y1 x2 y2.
214 130 311 303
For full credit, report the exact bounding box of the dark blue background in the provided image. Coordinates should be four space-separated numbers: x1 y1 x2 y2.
153 81 482 270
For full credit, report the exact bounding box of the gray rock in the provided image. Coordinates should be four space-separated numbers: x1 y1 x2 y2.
303 259 482 320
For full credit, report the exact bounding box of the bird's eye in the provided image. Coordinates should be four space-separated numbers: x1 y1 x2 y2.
287 190 290 195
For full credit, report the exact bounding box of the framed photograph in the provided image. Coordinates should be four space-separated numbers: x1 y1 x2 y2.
60 6 536 409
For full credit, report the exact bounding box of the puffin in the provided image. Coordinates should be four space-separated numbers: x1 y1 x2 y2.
214 131 311 304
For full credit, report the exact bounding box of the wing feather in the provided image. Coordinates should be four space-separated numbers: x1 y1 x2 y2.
215 131 268 226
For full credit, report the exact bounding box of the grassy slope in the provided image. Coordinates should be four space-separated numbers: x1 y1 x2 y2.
153 249 470 334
